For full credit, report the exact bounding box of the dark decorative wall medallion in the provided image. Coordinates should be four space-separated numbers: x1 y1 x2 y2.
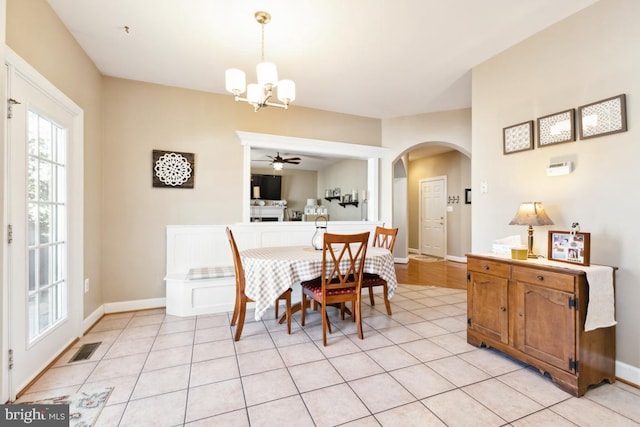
152 150 195 188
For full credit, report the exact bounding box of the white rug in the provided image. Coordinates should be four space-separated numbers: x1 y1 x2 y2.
21 387 113 427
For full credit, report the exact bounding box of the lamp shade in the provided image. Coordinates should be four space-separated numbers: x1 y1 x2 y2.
256 62 278 87
225 68 246 95
277 79 296 103
509 202 554 226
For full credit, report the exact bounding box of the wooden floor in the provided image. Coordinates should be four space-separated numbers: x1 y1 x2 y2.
394 258 467 290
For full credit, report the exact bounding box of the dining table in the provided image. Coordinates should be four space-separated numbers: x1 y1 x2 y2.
240 245 398 321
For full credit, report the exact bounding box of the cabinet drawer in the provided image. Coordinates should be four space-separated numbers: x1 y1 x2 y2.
512 266 575 293
468 258 510 278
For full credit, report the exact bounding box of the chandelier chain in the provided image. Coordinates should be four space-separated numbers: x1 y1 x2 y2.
261 21 265 62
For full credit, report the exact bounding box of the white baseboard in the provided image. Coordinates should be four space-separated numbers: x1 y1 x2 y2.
83 305 105 334
103 297 166 315
616 360 640 387
81 298 166 334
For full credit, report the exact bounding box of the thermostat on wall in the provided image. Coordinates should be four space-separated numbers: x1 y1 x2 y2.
546 161 572 176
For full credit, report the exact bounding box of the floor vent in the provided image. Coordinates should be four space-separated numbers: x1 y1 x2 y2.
69 342 101 363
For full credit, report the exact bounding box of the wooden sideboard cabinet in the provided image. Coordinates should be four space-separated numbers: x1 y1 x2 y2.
466 254 616 397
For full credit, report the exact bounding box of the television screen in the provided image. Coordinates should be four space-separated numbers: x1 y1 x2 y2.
251 174 282 200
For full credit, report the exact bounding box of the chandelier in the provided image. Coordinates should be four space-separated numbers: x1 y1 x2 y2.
225 11 296 112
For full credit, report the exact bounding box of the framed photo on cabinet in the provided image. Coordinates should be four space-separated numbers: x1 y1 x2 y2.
548 230 590 266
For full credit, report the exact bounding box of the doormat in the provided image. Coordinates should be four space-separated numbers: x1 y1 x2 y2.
19 387 113 427
409 254 443 262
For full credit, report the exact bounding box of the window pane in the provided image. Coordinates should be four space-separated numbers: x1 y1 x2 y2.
28 111 38 156
38 288 50 334
28 157 37 201
38 246 50 287
38 204 51 244
28 249 36 292
38 117 52 160
53 244 65 282
28 203 37 246
39 162 51 201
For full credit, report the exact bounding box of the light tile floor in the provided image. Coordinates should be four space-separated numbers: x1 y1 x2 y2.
18 284 640 426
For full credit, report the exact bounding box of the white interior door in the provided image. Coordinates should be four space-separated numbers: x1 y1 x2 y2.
419 177 446 257
6 50 83 399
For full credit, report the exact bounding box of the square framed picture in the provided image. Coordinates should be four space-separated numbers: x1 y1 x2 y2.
503 120 534 155
537 109 575 147
578 94 627 139
152 149 195 188
548 230 590 266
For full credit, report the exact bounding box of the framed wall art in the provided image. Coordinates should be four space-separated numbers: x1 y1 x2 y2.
548 230 590 266
152 149 195 188
503 120 534 155
537 109 575 147
578 94 627 140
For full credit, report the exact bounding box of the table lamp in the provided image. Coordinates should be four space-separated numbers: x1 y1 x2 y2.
509 202 554 258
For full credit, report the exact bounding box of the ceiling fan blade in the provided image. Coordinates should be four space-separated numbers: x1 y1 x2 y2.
285 157 301 161
284 160 301 164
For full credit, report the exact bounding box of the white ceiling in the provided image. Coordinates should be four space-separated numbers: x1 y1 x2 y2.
47 0 598 120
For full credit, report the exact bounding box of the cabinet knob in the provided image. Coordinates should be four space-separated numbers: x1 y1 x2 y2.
482 265 490 270
500 306 506 312
536 275 544 281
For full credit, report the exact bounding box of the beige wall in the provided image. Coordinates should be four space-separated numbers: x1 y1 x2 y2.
250 166 318 214
6 0 104 316
380 109 472 258
407 151 471 257
101 77 380 303
318 159 368 221
5 0 382 309
471 0 639 372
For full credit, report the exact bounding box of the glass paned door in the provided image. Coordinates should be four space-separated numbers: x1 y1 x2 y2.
7 48 83 400
27 111 68 342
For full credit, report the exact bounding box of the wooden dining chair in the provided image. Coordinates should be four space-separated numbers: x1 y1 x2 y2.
361 226 398 315
226 227 292 341
300 231 370 346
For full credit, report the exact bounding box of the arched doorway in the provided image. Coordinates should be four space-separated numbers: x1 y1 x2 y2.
392 142 471 262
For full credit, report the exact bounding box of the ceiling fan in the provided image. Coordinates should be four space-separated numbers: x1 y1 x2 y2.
255 152 301 170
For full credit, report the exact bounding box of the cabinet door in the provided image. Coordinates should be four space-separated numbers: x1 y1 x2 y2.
468 271 509 344
515 281 576 372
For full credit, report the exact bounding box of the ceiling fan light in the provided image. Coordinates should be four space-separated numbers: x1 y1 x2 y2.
272 161 284 170
225 68 246 95
257 62 278 87
247 83 262 104
277 79 296 103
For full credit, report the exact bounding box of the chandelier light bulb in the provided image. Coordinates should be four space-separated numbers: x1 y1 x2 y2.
223 11 295 112
225 69 246 95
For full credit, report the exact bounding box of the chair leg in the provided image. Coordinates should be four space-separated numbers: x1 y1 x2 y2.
355 297 364 340
368 286 375 306
231 291 240 326
300 293 307 326
383 283 392 315
321 304 328 347
234 298 247 341
275 300 279 319
285 292 291 335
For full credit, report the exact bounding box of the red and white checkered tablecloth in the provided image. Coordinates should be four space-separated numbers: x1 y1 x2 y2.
241 246 397 320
